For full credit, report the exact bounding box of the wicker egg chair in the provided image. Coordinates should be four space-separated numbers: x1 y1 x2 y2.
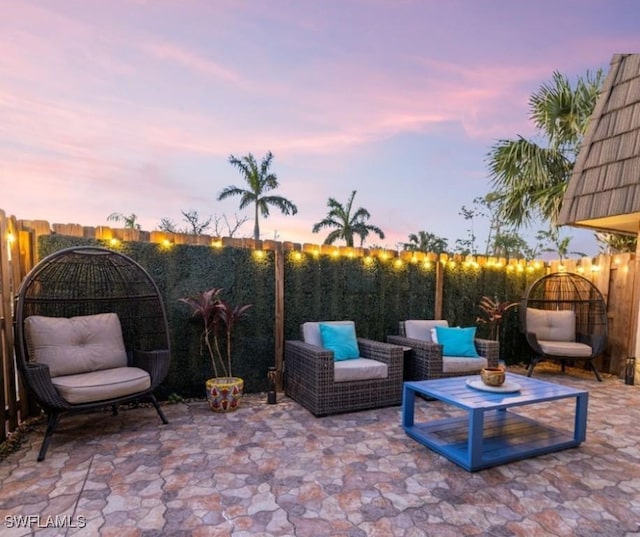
520 271 607 381
14 246 171 461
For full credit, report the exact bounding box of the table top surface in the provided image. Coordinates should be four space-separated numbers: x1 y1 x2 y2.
404 373 588 410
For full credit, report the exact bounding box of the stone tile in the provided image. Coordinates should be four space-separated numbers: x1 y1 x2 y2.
1 367 639 536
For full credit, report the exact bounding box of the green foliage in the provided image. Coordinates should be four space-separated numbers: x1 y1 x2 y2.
218 151 298 241
536 228 586 260
492 232 538 260
404 231 448 254
595 232 637 254
38 236 275 398
284 253 435 341
37 235 545 395
487 69 604 228
312 190 385 247
107 212 141 230
441 262 545 363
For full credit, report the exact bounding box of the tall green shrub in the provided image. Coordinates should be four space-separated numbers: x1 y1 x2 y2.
37 236 544 397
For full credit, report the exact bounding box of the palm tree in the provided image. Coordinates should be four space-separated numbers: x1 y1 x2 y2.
312 190 385 247
218 151 298 241
404 231 448 254
595 232 637 254
107 212 141 230
487 70 604 228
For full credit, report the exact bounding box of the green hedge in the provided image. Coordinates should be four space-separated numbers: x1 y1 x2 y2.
284 253 436 341
441 262 543 363
38 237 275 399
37 237 544 398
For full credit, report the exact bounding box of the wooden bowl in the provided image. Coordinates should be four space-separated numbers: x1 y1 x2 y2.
481 367 506 387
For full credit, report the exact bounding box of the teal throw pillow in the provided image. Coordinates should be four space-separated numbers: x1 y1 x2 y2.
434 326 480 357
319 323 359 361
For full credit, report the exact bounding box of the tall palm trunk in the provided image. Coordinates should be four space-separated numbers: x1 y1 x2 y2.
253 204 260 241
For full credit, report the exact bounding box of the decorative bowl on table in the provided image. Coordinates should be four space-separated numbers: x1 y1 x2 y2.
481 367 506 387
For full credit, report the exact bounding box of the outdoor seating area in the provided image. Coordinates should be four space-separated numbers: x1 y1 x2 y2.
0 364 638 536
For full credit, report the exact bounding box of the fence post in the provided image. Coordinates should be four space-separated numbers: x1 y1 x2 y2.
274 243 284 390
435 256 444 319
628 233 640 384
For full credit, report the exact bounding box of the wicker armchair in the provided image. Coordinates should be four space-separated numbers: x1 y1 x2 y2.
387 320 499 381
521 272 607 381
284 321 403 416
14 247 170 461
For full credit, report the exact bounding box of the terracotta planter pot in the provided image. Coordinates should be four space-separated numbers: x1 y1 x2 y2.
206 377 244 412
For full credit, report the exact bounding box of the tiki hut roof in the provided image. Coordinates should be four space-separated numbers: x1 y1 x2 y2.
558 53 640 235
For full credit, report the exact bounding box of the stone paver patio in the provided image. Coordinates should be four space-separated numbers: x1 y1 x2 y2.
1 365 639 536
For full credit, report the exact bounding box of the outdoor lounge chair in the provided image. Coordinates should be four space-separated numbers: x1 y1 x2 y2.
520 272 607 381
387 320 499 380
14 246 171 461
284 321 403 416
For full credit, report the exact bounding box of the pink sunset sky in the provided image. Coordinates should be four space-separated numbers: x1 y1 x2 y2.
2 0 640 254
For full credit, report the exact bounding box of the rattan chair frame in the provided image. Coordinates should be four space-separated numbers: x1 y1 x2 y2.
520 271 607 382
387 322 500 381
284 325 403 416
14 246 170 460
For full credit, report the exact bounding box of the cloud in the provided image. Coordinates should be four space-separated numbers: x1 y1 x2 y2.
140 40 241 83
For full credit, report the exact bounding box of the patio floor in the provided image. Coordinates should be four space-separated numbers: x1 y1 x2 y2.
1 365 639 537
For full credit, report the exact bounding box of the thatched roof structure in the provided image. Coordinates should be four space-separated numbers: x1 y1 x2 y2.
558 53 640 234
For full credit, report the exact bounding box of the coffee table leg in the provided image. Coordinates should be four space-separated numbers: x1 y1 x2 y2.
574 392 588 443
468 408 484 470
402 384 416 428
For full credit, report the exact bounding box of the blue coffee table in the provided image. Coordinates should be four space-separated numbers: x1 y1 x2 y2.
402 373 588 472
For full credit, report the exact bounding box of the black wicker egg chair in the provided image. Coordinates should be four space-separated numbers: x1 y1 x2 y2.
14 246 170 461
520 271 607 382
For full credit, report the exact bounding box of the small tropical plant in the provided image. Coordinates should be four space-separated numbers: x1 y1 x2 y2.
179 288 252 378
107 212 142 230
476 296 518 341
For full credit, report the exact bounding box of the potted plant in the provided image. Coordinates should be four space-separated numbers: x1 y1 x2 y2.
476 295 518 341
179 287 252 412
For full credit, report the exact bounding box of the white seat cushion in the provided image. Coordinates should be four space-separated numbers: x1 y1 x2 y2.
334 358 388 383
442 356 489 374
538 340 592 357
52 367 151 404
404 320 449 341
301 321 388 382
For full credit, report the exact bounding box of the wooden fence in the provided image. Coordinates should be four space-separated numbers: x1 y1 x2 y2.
0 209 637 442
